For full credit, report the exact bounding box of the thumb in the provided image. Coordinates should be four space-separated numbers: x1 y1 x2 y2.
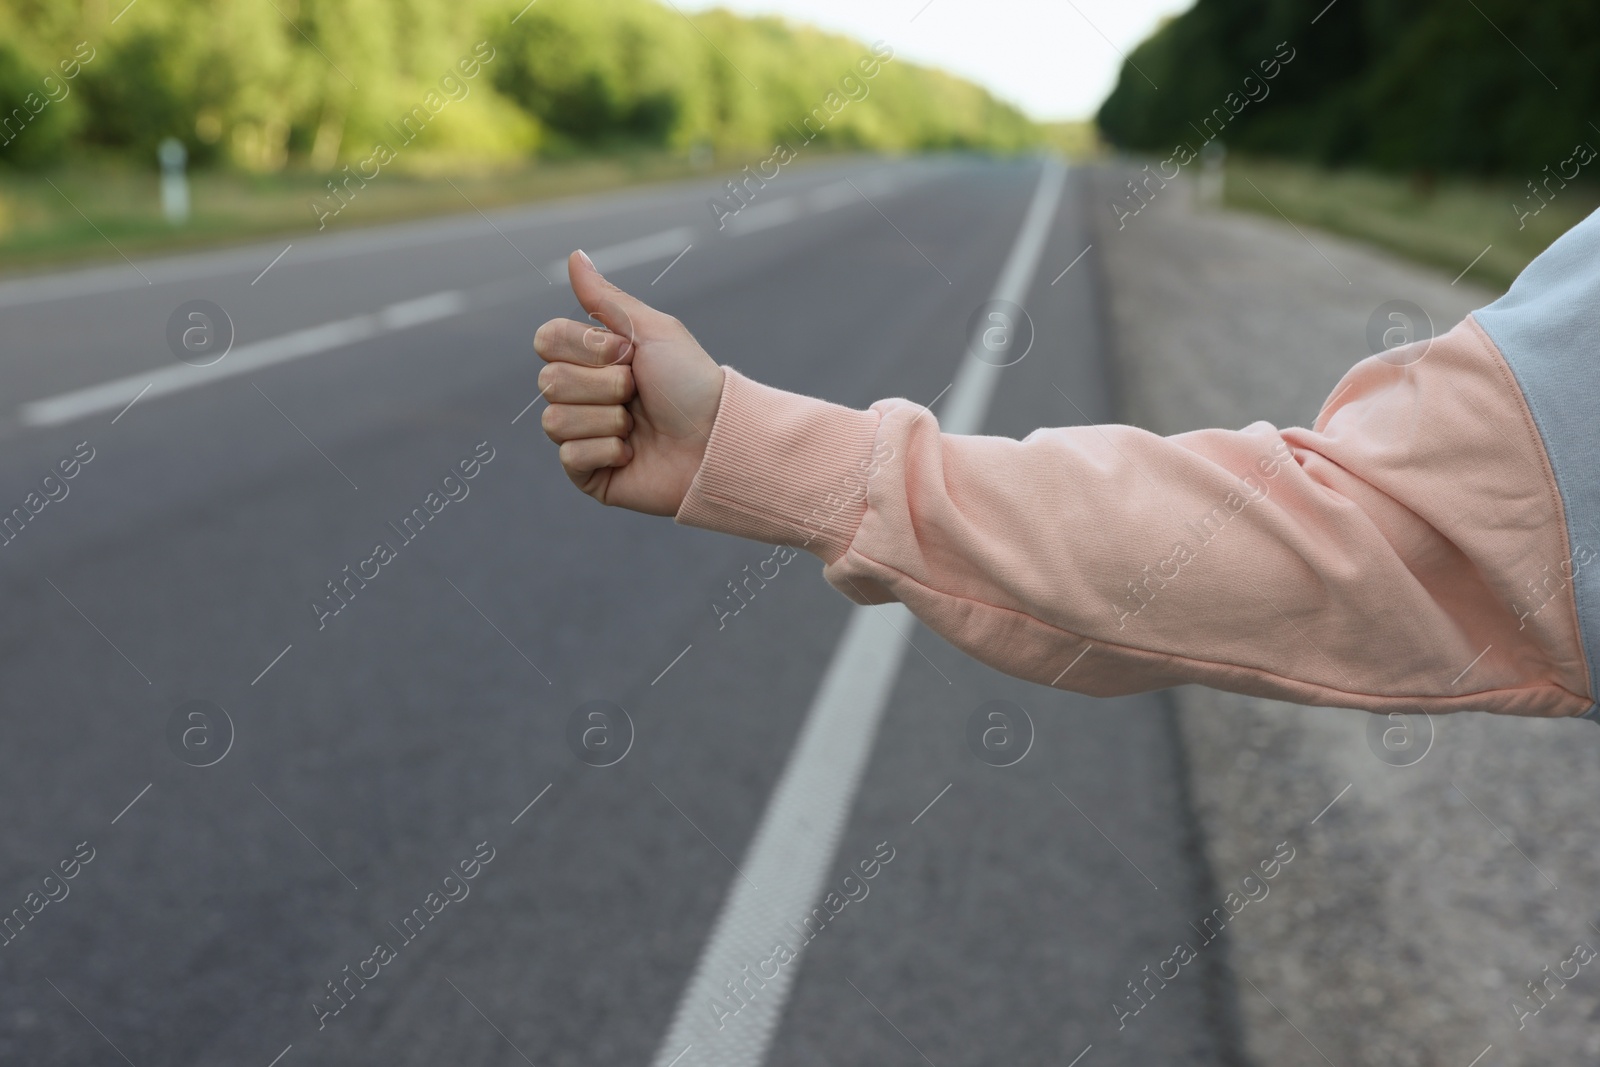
568 249 659 342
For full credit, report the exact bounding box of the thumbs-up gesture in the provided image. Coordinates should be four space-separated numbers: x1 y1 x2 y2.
534 251 725 515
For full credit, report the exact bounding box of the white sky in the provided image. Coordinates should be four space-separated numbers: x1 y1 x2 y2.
679 0 1197 121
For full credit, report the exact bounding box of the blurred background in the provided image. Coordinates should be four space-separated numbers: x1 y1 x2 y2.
3 1 1600 1066
1 0 1596 281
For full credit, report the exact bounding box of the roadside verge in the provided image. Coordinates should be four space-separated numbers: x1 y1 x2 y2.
1089 163 1600 1067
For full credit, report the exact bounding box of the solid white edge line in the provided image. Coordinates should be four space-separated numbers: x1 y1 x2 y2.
647 156 1068 1067
937 157 1067 437
647 606 916 1067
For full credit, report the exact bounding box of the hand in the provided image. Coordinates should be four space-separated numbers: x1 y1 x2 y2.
534 250 724 515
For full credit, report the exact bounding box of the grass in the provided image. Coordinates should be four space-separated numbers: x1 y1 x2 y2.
0 151 720 274
1221 156 1600 289
9 146 1567 289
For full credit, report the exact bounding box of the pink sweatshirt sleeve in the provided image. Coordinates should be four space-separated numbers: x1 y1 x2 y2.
675 316 1594 718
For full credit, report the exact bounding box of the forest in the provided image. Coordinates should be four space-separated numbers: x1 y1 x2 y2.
1097 0 1599 174
0 0 1037 173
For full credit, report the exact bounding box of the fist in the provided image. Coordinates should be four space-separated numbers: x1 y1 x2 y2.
534 251 724 515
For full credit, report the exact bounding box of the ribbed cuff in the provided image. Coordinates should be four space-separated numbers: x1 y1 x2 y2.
674 367 880 562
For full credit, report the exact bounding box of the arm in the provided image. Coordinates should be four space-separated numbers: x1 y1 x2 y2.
536 252 1593 719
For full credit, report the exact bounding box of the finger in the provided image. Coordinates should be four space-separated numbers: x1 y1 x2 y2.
534 317 634 368
568 249 664 339
542 403 632 444
538 362 634 405
559 436 631 479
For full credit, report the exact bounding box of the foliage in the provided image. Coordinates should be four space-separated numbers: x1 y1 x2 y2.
0 41 82 167
1223 155 1600 288
0 0 1038 172
1097 0 1600 175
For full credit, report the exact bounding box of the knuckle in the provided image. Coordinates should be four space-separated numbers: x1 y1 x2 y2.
560 439 589 467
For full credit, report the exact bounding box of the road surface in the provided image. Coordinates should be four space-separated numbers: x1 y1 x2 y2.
0 157 1245 1066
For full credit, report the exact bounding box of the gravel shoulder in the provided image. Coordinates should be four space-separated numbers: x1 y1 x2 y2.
1089 164 1600 1067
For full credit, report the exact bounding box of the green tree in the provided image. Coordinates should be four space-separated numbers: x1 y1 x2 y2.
1098 0 1600 175
0 42 81 168
0 0 1038 171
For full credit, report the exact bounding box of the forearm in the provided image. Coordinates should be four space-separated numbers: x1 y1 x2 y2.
677 320 1593 718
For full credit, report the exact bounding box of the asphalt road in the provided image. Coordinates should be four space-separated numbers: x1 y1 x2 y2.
0 157 1245 1066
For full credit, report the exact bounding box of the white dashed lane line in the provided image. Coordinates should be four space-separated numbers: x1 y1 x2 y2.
17 224 702 429
16 169 924 430
646 157 1068 1067
19 290 467 428
722 199 803 236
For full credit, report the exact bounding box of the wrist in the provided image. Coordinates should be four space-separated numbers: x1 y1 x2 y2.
673 368 880 561
671 363 727 510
